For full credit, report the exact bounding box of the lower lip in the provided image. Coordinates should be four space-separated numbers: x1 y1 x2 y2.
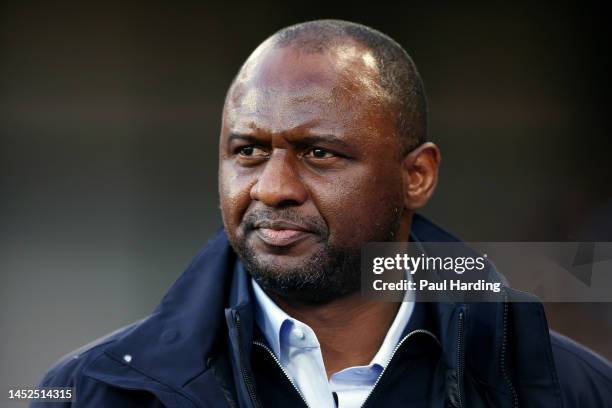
255 228 310 247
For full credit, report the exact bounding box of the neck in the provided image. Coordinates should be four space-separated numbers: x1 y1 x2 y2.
270 291 400 379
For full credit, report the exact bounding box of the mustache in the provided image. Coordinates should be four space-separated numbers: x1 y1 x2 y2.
242 208 328 237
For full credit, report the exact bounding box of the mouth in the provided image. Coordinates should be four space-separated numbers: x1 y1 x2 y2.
253 220 314 247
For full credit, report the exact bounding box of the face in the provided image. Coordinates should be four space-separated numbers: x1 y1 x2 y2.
219 41 409 302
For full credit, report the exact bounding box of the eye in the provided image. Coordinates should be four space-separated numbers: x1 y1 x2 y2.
237 146 268 158
305 148 335 159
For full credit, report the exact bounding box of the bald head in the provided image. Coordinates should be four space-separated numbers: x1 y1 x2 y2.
228 19 428 153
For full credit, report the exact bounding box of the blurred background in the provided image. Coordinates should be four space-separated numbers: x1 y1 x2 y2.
1 0 611 397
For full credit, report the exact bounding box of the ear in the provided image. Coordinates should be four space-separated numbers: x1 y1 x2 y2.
401 142 441 210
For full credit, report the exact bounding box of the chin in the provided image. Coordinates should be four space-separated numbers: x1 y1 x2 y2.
249 251 317 274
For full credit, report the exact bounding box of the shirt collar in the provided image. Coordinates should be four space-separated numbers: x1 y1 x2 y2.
252 271 414 371
370 282 415 367
251 278 287 358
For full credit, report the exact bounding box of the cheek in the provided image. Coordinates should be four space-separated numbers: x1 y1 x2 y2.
313 165 403 246
219 164 254 233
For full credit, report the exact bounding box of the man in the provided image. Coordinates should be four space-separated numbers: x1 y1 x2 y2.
35 20 611 407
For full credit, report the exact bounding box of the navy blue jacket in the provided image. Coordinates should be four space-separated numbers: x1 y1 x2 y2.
34 215 612 407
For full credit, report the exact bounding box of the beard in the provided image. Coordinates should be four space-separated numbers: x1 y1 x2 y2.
236 236 361 303
229 206 402 303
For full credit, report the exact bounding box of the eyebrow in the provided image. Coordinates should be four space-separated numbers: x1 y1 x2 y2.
293 135 351 150
226 133 351 150
227 133 263 145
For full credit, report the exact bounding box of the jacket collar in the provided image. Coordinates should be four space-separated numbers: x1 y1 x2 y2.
82 215 561 406
410 214 561 404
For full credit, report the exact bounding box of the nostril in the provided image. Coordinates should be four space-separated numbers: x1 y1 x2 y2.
276 198 303 208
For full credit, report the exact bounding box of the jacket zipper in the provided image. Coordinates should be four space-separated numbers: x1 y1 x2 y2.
501 293 518 407
256 329 440 408
252 340 312 408
234 312 262 408
361 329 441 407
456 311 465 408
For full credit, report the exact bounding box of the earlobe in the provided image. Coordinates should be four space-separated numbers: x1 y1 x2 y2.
401 142 441 210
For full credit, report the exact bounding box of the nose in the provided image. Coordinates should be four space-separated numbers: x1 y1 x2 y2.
250 150 308 207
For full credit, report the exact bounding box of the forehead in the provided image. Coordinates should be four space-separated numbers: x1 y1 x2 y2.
223 43 394 137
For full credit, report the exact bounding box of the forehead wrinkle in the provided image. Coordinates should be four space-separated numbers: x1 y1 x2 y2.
231 118 322 136
226 84 393 143
228 83 334 119
224 46 395 141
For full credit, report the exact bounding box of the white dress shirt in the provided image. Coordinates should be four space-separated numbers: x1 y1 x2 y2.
252 278 414 408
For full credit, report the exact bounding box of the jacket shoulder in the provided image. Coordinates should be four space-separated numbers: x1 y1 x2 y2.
37 318 147 388
550 330 612 406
